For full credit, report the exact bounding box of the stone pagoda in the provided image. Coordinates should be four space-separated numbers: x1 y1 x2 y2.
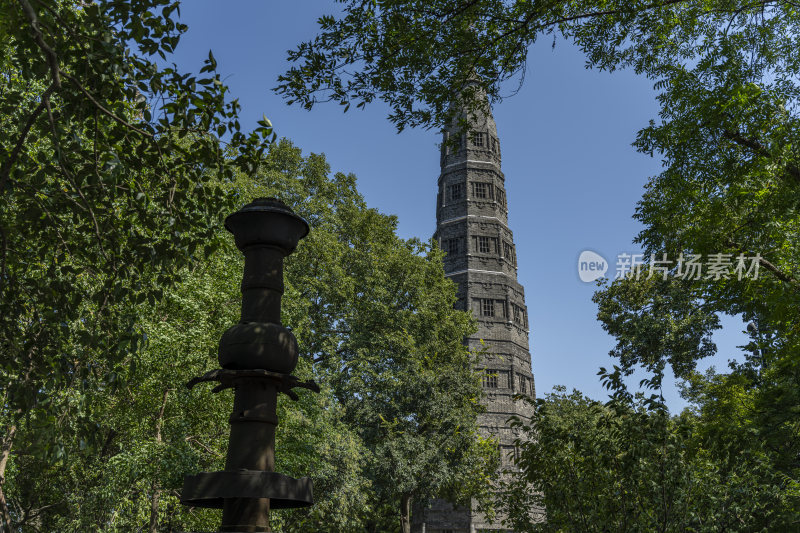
416 101 536 532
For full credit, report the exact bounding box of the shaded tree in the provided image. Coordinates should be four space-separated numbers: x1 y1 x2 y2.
1 1 277 529
272 142 498 533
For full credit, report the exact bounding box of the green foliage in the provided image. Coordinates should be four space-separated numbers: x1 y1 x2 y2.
1 1 275 530
266 141 496 531
287 0 799 528
503 387 687 532
585 2 800 528
277 1 798 133
503 386 800 532
1 1 495 528
277 0 519 131
2 137 494 532
593 276 721 379
0 0 270 458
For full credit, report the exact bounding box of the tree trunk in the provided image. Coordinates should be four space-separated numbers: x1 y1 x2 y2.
0 425 17 533
148 481 160 533
400 493 412 533
148 389 170 533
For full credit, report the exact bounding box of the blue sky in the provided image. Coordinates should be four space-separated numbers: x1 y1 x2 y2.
169 1 749 411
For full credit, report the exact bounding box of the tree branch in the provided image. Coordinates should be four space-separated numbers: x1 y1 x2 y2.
184 436 223 458
726 238 799 286
59 70 153 138
723 129 800 184
100 429 117 458
0 83 56 193
148 388 171 533
481 0 693 54
16 0 61 88
42 94 110 263
0 225 8 292
756 255 798 285
17 499 65 526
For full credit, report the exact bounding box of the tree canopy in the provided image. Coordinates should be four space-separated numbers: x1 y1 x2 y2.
278 0 797 528
1 1 494 531
277 1 800 133
503 384 799 532
4 0 799 530
2 127 497 531
2 0 274 528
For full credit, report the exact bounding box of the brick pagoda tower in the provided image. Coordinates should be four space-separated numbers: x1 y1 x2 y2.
416 101 536 532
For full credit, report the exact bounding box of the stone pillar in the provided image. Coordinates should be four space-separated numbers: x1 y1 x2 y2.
181 198 319 532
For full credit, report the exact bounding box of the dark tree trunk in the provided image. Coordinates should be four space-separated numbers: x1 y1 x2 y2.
400 493 412 533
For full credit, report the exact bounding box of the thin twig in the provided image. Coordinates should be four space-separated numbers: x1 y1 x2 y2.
185 436 223 458
148 389 172 533
59 69 153 138
0 225 7 291
0 425 17 531
43 95 110 262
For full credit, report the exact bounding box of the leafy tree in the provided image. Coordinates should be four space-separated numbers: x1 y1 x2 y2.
271 144 497 533
503 382 800 532
279 1 797 527
279 0 799 323
2 0 267 529
584 1 800 525
277 1 797 130
2 137 495 532
1 1 496 529
593 276 722 381
502 386 696 532
281 0 799 399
